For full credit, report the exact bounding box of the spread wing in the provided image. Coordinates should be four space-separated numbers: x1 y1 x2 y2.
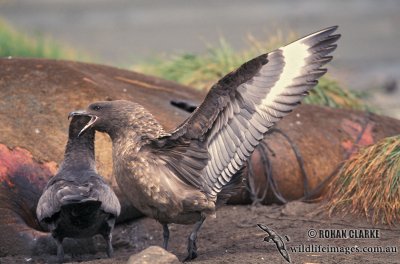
149 26 340 198
36 171 121 222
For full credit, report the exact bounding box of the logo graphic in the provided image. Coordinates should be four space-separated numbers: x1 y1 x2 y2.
257 224 291 263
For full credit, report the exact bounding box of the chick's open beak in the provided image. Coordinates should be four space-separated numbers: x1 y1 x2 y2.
68 110 98 137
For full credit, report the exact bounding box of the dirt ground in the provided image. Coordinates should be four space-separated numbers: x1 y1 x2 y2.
1 201 399 264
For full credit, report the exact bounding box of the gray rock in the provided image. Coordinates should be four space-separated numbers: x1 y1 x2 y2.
127 246 180 264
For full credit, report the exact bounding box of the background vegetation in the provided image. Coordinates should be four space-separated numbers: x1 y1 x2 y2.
0 18 84 61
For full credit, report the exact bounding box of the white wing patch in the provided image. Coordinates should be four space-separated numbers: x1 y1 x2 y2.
201 27 340 198
261 41 309 109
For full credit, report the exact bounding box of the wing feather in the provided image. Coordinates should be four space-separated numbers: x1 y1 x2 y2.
151 26 340 198
36 172 121 222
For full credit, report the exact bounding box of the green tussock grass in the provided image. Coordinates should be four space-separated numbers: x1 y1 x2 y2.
304 78 369 111
0 18 84 60
134 32 369 111
134 31 294 91
326 135 400 225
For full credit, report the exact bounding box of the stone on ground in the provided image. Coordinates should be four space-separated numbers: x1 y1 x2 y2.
127 246 180 264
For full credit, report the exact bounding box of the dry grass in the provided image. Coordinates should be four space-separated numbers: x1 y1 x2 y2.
327 135 400 225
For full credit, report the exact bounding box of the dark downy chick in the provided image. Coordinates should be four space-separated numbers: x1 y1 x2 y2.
70 27 340 261
36 116 121 263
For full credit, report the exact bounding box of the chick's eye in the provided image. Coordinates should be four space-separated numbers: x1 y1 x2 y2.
92 105 101 111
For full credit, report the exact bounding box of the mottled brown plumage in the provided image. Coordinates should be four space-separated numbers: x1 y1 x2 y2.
70 26 340 260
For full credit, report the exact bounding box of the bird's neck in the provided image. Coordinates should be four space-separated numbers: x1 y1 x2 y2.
61 132 96 171
109 111 167 159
